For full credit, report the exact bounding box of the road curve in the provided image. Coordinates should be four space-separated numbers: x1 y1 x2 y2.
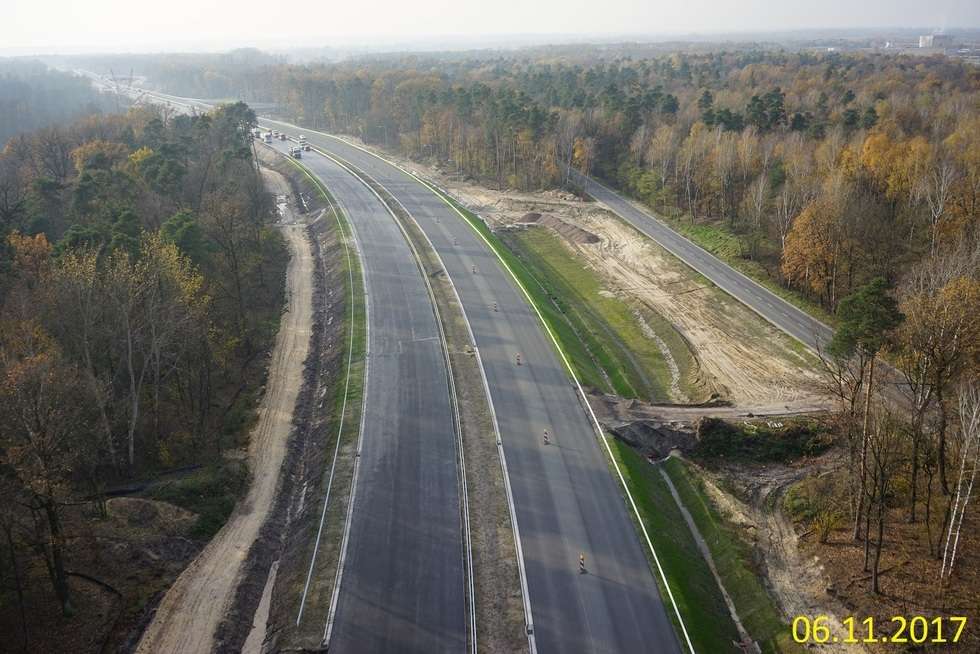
571 171 834 352
103 82 686 653
119 87 470 653
285 130 686 654
267 140 468 653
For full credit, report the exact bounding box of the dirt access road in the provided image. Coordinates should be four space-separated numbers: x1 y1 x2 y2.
136 169 313 654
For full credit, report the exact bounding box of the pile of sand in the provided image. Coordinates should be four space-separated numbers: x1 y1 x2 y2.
519 212 599 244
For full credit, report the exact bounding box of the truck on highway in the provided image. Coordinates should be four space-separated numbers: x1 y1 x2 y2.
289 146 302 159
263 132 273 143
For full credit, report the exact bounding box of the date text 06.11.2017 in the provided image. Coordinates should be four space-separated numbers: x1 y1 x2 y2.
792 615 968 645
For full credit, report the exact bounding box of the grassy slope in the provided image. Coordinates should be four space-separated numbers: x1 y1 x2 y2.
607 440 740 652
504 226 701 402
663 457 803 654
431 188 701 401
424 180 798 653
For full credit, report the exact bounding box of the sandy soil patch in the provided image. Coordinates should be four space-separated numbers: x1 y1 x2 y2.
421 170 822 407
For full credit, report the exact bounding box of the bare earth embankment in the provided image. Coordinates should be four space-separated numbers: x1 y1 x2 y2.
135 168 313 653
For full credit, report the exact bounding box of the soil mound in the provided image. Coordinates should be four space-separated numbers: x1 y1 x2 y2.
521 212 599 244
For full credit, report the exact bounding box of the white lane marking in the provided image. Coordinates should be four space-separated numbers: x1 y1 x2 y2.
306 142 539 652
314 151 479 654
287 163 360 627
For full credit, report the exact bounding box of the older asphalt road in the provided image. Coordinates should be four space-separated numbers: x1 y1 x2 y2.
267 140 466 653
282 131 685 654
571 171 834 352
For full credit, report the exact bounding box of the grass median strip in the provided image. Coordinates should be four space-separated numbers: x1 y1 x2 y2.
332 155 528 652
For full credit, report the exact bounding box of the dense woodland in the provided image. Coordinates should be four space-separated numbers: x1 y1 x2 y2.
80 49 980 313
0 101 285 624
0 60 117 147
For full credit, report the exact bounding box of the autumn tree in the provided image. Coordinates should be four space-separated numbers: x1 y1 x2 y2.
829 278 904 540
0 321 96 616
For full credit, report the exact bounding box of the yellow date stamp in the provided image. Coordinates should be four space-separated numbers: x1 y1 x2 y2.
791 615 968 645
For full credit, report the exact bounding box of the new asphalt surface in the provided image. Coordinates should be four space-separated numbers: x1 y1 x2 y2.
267 139 467 653
280 131 685 654
106 82 686 652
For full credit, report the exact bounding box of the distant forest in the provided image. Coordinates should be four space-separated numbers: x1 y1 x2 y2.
0 60 118 146
69 48 980 314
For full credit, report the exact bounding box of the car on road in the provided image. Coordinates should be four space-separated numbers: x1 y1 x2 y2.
289 146 302 159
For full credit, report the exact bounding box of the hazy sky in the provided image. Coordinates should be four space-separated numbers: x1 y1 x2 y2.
3 0 979 54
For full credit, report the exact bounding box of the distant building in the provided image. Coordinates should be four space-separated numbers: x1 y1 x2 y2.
920 34 953 48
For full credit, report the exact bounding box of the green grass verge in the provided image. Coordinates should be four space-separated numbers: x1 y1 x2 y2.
663 457 804 654
607 440 740 652
504 226 700 402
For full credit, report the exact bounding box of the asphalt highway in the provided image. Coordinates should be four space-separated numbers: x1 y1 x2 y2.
102 82 687 652
266 140 467 653
571 171 834 352
282 131 686 654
